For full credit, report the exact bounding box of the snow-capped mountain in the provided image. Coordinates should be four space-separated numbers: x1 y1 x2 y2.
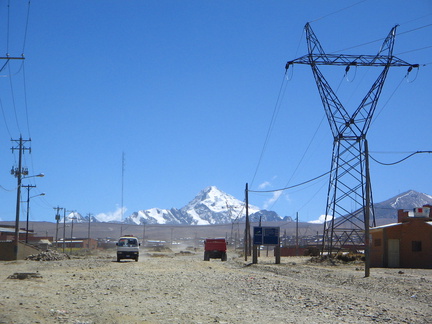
125 208 186 225
374 190 432 219
179 186 260 225
125 186 282 225
330 190 432 226
60 212 99 223
63 188 432 226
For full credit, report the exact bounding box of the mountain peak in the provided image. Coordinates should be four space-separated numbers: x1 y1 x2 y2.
379 190 432 209
199 186 224 199
374 190 432 222
123 186 279 225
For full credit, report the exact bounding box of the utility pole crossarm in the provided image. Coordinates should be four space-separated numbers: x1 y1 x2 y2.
286 23 418 70
286 54 417 68
0 56 25 73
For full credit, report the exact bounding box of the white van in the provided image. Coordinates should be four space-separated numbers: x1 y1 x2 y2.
116 235 140 262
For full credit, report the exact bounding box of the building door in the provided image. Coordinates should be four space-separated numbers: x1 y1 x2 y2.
388 239 400 268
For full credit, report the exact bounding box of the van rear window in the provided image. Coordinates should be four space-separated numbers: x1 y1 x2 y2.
118 238 138 247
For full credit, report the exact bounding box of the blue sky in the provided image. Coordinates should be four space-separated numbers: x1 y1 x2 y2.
0 0 430 224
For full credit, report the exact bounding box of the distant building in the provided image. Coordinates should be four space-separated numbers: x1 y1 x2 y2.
54 238 97 249
370 205 432 269
0 225 28 241
0 224 53 247
0 225 41 260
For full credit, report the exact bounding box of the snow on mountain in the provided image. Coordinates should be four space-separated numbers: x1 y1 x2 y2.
388 190 432 210
60 212 98 223
123 186 282 225
180 186 260 225
126 208 185 225
374 190 432 219
327 190 432 225
66 188 432 226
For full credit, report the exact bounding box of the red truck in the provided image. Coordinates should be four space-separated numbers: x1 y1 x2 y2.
204 238 227 261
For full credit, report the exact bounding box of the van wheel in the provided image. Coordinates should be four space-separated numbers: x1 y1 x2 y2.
135 257 139 262
117 257 121 262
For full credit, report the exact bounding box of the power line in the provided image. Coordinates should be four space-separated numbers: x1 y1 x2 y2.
371 74 407 126
397 45 432 56
23 63 31 139
7 63 21 133
248 170 330 193
266 71 348 210
249 73 288 188
309 0 367 23
370 151 432 166
6 0 10 53
21 0 32 54
249 27 306 190
0 184 15 192
0 96 12 137
334 23 432 54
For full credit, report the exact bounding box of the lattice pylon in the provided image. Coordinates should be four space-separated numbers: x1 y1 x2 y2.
286 23 417 255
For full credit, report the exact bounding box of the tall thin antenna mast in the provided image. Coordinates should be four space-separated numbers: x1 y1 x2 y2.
121 152 125 222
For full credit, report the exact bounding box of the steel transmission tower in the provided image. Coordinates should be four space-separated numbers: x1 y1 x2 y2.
285 23 418 256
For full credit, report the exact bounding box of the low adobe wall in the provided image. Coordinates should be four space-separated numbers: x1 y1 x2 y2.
0 241 40 261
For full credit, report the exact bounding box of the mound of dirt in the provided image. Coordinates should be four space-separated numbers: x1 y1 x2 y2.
25 250 70 261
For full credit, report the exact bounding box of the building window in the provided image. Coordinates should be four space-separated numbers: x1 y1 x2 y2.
374 238 381 247
412 241 422 252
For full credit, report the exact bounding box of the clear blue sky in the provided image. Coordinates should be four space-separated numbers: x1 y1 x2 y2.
0 0 430 224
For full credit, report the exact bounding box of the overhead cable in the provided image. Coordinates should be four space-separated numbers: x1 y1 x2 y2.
21 0 32 54
8 64 21 133
309 0 367 23
335 23 432 54
371 75 406 125
0 96 12 137
249 73 288 188
370 151 432 166
250 150 432 193
248 170 330 193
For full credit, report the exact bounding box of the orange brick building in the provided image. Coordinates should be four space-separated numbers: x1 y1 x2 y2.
370 205 432 268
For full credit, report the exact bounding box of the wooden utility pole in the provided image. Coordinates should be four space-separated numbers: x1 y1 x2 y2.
120 152 125 236
62 209 66 253
365 140 371 278
244 183 250 261
87 213 93 249
54 206 63 249
296 212 299 256
11 136 31 259
22 184 36 243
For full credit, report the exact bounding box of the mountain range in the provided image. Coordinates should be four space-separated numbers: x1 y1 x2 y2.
62 187 432 226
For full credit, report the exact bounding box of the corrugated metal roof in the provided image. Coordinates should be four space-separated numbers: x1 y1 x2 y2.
371 221 432 231
370 223 401 231
0 227 27 234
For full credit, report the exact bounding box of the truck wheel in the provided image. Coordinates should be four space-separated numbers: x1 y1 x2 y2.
221 252 227 261
117 256 121 262
204 252 210 261
135 257 139 262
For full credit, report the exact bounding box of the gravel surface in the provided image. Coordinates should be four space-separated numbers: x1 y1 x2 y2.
0 249 431 324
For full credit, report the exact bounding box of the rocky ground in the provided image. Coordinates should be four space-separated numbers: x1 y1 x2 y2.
0 248 431 324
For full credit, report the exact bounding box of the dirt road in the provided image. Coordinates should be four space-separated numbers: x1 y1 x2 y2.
1 250 431 323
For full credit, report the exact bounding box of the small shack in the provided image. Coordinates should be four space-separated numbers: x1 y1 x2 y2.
370 205 432 269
